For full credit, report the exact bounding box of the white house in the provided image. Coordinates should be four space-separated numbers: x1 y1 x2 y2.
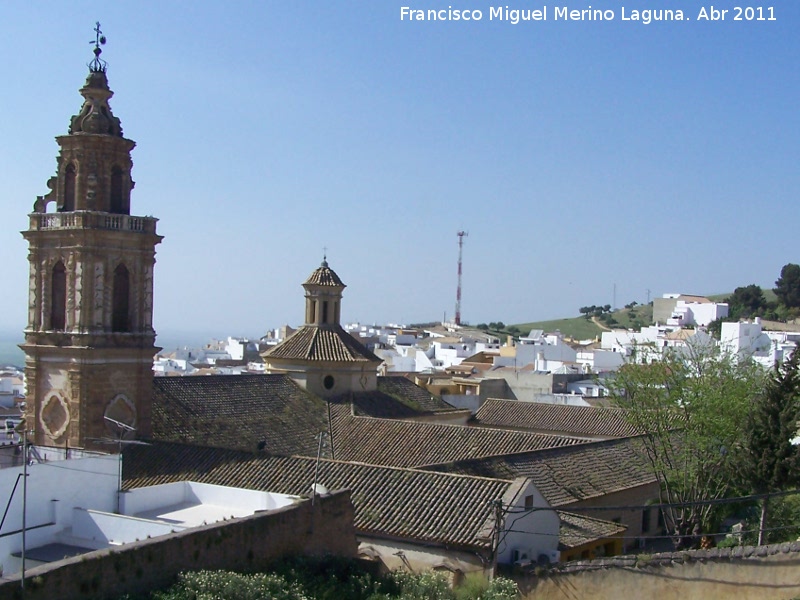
666 299 729 328
495 331 578 372
721 318 797 368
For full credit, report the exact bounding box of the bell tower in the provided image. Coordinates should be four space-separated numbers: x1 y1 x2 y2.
20 25 162 448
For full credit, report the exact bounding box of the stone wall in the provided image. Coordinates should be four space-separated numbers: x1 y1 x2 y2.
0 490 356 600
522 542 800 600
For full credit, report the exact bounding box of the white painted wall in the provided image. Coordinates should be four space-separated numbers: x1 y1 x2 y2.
576 349 624 373
0 450 118 575
496 481 560 565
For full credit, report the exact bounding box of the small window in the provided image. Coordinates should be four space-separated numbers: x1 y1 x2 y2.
323 375 335 390
642 508 651 533
62 164 76 211
322 301 329 324
110 166 126 214
51 261 67 330
524 495 534 510
112 264 130 332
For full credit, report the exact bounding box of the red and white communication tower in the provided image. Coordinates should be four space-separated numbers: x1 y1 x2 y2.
455 231 468 326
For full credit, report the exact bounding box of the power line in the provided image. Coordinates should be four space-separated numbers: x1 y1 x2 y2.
501 487 800 515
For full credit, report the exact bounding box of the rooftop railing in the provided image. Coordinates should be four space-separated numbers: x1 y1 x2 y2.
29 211 158 234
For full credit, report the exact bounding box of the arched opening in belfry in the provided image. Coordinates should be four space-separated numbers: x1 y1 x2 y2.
62 164 76 212
110 166 126 214
112 263 130 332
51 261 67 331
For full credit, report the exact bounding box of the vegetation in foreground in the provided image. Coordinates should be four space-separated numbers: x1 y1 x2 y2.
126 556 518 600
609 341 800 549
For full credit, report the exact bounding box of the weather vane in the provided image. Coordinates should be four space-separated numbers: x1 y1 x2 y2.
89 21 107 72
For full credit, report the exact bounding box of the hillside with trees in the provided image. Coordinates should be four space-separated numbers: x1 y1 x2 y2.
507 263 799 341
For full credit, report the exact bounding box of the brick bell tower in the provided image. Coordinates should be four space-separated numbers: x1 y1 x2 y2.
21 25 162 449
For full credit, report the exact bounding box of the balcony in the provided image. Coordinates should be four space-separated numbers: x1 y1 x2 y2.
29 211 158 234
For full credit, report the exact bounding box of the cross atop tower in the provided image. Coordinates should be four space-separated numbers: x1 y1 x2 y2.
89 21 107 73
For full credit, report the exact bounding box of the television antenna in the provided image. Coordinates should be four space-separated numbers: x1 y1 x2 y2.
90 416 149 513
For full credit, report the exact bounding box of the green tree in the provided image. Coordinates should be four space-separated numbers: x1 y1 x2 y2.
775 263 800 309
609 343 764 548
738 348 800 545
476 323 489 331
726 284 767 319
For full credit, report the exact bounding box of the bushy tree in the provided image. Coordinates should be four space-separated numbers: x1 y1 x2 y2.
775 263 800 309
609 342 764 548
738 348 800 544
726 284 768 319
149 561 518 600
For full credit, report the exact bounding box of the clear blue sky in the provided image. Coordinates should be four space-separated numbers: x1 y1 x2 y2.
1 1 797 341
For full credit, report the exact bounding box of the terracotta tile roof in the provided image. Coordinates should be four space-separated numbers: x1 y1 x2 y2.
329 406 584 468
151 375 330 456
304 262 345 287
122 441 511 552
423 437 655 507
376 376 456 412
558 512 627 549
348 390 459 419
264 325 379 363
472 399 640 438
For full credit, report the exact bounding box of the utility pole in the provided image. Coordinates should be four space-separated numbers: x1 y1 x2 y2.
21 428 28 592
455 231 468 326
490 499 504 579
312 431 327 507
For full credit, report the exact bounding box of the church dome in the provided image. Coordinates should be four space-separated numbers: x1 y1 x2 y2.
303 259 345 288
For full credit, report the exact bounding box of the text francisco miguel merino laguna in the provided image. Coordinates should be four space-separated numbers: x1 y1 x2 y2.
400 6 756 23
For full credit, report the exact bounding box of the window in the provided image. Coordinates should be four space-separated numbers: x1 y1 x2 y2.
641 508 651 533
112 264 130 332
110 166 126 214
524 495 534 510
62 164 76 211
323 375 335 390
51 261 66 330
322 301 329 324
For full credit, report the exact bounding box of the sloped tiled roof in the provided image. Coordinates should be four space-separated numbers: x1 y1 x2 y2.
348 390 459 419
264 325 379 363
558 512 627 549
151 375 329 456
122 441 511 552
329 406 584 469
472 399 640 439
375 376 455 411
303 262 345 287
423 437 656 507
